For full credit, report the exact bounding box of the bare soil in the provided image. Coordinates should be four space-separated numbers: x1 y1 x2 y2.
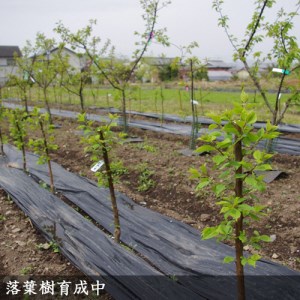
1 111 300 298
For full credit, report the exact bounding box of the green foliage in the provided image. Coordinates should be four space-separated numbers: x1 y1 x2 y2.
49 241 60 253
20 266 33 275
158 59 179 81
55 1 170 132
78 113 125 186
8 108 28 151
136 142 157 153
191 92 279 269
136 163 155 192
78 112 124 242
28 107 58 165
95 160 128 187
8 108 28 171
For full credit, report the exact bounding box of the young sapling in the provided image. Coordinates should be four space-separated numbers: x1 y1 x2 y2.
190 92 280 300
8 108 28 172
28 107 58 193
0 101 7 156
78 113 125 243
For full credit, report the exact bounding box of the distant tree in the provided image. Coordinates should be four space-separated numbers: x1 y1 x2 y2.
55 0 170 132
56 49 91 113
29 33 61 123
169 42 206 149
213 0 300 126
158 59 179 81
8 45 36 113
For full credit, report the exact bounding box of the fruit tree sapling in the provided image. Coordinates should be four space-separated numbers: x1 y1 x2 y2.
0 101 7 156
28 107 58 193
78 113 125 243
8 108 28 172
212 0 300 126
55 0 170 133
190 91 279 300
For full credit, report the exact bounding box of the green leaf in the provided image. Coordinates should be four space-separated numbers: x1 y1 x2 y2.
77 113 87 123
214 184 226 196
208 123 218 130
246 111 257 124
255 164 272 171
259 235 272 242
196 179 211 190
207 114 221 124
217 138 232 148
195 145 215 153
223 256 235 264
189 168 200 179
241 256 248 267
239 231 247 243
248 254 261 267
225 208 241 220
253 150 262 161
202 227 219 240
213 155 227 165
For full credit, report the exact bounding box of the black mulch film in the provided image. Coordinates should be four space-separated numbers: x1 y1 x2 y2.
3 102 300 156
1 145 299 300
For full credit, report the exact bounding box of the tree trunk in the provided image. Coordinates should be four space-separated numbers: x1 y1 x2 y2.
160 86 164 126
190 59 197 150
234 133 245 300
43 88 53 124
99 130 121 243
0 129 4 155
79 88 85 113
121 90 128 133
14 115 27 172
21 145 27 172
23 88 29 114
40 120 54 193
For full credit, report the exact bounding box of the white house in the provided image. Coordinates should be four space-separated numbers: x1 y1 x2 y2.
205 59 233 81
49 47 84 72
0 46 22 85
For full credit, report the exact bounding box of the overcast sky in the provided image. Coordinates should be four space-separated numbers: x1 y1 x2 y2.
1 0 300 62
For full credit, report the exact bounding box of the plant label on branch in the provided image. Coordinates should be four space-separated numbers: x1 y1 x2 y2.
272 68 290 75
191 100 199 105
91 160 104 172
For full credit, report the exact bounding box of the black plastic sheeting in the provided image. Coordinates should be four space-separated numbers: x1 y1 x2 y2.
3 145 300 300
96 107 300 134
4 102 300 156
0 156 202 300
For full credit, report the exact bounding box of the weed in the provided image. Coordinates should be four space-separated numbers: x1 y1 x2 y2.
136 143 157 153
169 274 178 282
0 214 6 221
136 163 155 192
39 181 50 191
84 215 93 222
49 241 60 253
20 265 33 275
36 241 60 253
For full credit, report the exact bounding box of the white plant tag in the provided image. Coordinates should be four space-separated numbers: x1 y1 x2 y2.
272 68 283 73
91 160 104 172
191 100 199 105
